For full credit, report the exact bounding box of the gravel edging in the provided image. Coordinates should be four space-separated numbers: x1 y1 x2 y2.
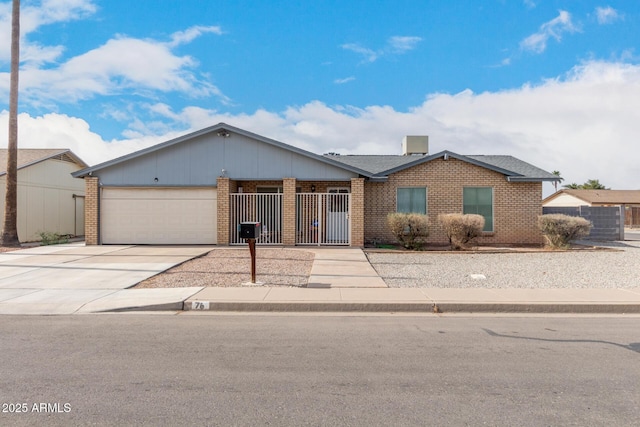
135 248 315 288
366 240 640 289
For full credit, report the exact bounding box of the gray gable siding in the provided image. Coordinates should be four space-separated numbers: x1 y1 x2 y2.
96 131 357 186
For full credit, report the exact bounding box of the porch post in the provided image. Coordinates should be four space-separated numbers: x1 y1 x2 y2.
350 177 365 247
84 176 99 245
283 178 297 245
217 177 230 246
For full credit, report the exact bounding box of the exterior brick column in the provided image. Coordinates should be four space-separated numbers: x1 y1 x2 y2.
84 177 99 245
282 178 297 245
350 178 365 247
216 177 230 245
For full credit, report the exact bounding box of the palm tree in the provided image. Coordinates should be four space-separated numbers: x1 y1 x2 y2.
581 179 608 190
552 170 562 192
562 179 609 190
1 0 20 247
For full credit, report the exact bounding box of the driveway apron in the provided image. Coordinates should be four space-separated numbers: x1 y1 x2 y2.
0 243 211 314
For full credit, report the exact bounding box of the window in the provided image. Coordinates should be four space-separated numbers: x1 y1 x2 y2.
397 188 427 214
463 187 493 232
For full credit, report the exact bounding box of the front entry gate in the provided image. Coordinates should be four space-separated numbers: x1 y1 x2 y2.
230 193 282 245
230 192 351 246
296 193 350 245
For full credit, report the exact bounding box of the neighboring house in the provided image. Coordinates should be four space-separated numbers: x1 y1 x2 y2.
73 123 560 246
0 149 88 242
543 189 640 227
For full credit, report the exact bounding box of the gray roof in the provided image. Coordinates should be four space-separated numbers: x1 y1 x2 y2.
465 155 560 181
322 155 419 175
328 151 560 182
73 122 558 183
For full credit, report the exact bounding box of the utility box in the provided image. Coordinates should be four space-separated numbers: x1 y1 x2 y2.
402 135 429 155
239 222 261 239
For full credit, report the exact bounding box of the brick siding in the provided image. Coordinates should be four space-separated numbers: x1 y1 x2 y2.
84 177 99 245
350 178 365 246
364 158 544 245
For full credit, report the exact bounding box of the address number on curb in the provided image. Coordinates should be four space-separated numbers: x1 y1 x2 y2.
191 301 210 310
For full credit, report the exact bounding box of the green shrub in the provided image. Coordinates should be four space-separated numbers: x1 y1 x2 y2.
38 231 70 246
537 214 592 248
438 213 485 250
386 213 430 250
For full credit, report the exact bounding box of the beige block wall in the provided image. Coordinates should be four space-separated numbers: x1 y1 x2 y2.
0 159 86 242
364 158 544 245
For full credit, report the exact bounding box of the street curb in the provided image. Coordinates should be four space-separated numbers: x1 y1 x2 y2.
103 302 185 312
181 301 640 314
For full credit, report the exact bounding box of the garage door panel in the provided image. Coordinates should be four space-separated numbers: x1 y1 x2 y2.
101 188 217 244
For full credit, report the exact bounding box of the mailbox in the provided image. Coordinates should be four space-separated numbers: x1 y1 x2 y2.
239 222 261 239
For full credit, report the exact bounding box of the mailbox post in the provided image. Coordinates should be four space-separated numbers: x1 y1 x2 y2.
239 222 261 283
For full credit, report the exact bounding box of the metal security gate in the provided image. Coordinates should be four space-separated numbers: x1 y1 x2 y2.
230 193 282 245
296 193 350 245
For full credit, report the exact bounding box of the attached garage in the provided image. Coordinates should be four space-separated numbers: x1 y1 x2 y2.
101 188 217 244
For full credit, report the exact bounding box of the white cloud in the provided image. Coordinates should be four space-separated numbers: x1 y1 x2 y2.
334 76 355 84
0 112 163 166
0 32 229 106
341 43 379 63
0 0 97 64
387 36 422 54
342 36 422 63
595 6 621 25
523 0 536 9
167 25 224 48
2 60 639 197
520 10 579 54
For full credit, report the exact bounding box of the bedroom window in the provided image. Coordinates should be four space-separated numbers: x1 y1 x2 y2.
463 187 493 232
397 187 427 214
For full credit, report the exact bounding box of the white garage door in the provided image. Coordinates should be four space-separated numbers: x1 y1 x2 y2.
101 188 217 244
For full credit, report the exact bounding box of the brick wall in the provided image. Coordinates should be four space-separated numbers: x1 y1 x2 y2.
216 177 234 245
350 178 365 246
84 177 99 245
282 178 297 245
364 158 544 245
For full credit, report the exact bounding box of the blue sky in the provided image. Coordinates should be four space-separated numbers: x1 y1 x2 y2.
0 0 639 195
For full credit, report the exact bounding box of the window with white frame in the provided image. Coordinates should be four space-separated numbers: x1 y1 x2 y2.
396 187 427 214
463 187 493 232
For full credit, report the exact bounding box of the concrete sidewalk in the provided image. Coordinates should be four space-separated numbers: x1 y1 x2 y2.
184 286 640 314
1 244 640 315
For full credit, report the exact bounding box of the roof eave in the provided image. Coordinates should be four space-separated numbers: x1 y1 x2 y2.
507 177 562 182
378 150 524 178
2 149 88 177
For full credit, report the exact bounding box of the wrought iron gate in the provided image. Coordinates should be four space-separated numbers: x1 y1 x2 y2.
230 193 282 245
296 193 350 245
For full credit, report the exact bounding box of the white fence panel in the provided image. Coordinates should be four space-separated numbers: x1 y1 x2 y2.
230 193 282 245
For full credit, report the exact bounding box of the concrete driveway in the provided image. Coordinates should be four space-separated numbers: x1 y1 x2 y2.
0 243 212 315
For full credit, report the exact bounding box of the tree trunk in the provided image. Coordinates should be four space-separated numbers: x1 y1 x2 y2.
1 0 21 247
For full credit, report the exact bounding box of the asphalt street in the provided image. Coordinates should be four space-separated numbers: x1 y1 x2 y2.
1 314 639 426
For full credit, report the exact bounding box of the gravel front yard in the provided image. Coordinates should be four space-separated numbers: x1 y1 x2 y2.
133 241 640 290
135 248 314 288
366 241 640 289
